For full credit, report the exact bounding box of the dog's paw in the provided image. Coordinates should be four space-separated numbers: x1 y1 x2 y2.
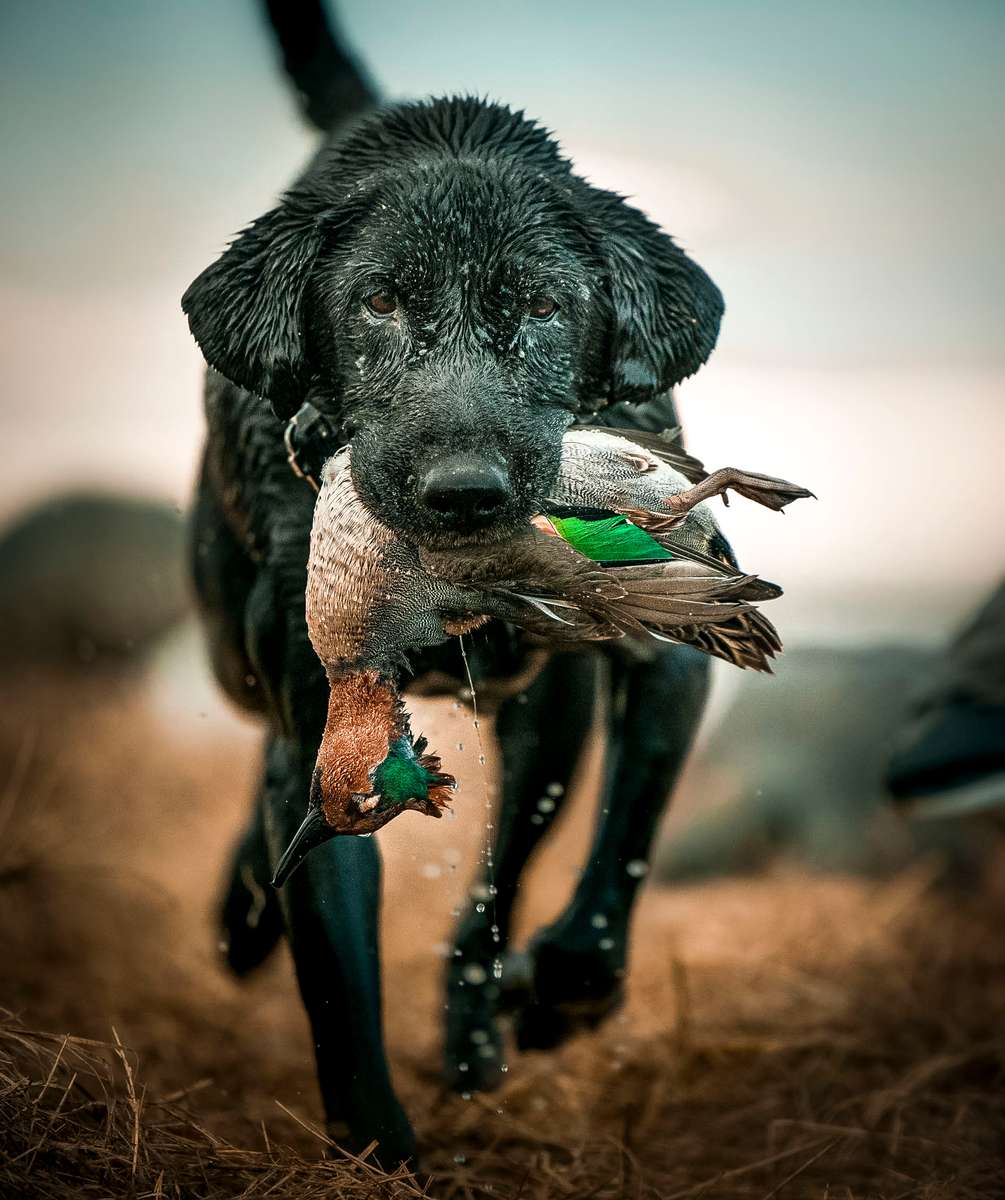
333 1104 418 1172
511 931 626 1051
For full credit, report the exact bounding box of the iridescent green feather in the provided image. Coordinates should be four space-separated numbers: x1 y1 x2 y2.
371 735 440 809
549 515 674 563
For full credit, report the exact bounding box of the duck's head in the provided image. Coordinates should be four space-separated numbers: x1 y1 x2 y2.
272 670 455 887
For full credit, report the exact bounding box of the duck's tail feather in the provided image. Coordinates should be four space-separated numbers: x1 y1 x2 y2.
595 564 783 670
656 608 783 672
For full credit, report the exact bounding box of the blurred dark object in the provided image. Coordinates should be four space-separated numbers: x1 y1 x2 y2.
887 579 1005 821
0 492 188 670
656 644 989 883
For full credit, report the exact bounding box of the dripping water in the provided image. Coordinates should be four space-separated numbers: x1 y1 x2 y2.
457 635 503 980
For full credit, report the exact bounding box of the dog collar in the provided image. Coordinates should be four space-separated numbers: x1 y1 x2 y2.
284 401 342 492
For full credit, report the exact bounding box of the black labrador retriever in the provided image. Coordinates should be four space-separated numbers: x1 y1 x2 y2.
182 2 723 1166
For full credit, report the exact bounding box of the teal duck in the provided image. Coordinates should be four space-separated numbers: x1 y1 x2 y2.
272 429 812 884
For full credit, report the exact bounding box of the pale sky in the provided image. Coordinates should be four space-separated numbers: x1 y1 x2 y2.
1 0 1002 642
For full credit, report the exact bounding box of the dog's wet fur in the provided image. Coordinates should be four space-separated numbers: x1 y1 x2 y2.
184 99 721 549
183 11 723 1167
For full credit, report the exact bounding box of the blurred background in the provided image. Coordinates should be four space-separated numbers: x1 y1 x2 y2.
3 0 1004 632
2 3 1003 1196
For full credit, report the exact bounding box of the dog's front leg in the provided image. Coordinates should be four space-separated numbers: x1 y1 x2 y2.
515 645 710 1050
262 730 416 1166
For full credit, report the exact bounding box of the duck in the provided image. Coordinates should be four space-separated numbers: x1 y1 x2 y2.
271 428 812 886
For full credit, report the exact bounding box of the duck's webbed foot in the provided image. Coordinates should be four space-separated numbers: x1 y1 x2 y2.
665 467 815 515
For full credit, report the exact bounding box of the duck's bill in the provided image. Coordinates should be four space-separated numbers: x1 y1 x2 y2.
272 807 333 888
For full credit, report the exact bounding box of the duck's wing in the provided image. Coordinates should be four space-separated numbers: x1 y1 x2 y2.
420 532 781 671
617 519 783 602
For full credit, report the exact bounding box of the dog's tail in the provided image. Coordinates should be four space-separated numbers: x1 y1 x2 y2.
263 0 378 132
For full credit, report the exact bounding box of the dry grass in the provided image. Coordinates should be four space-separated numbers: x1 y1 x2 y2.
1 1017 428 1199
1 661 1004 1198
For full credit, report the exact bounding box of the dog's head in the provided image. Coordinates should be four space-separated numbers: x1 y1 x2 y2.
183 98 723 546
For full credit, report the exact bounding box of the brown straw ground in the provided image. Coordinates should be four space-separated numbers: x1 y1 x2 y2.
1 661 1004 1199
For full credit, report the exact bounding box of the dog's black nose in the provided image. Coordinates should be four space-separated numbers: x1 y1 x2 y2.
418 456 511 523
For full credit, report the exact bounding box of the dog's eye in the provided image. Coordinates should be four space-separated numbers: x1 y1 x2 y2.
527 295 558 321
364 291 397 317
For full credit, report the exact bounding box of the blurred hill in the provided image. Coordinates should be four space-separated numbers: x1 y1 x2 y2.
0 492 189 670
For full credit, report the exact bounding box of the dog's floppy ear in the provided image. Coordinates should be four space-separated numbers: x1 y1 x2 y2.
182 194 336 419
589 188 724 405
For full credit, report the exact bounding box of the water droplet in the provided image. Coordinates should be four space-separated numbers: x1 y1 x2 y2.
478 1043 496 1058
461 1091 472 1100
530 814 544 825
421 862 442 879
537 797 555 813
626 859 649 878
475 902 486 913
462 963 488 985
458 1061 469 1071
454 1153 466 1164
470 1029 489 1044
599 936 615 951
546 782 564 797
591 913 608 929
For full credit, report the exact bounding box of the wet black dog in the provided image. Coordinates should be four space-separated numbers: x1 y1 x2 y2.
183 3 722 1166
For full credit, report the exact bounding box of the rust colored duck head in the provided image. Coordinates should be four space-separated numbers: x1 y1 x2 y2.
272 670 454 886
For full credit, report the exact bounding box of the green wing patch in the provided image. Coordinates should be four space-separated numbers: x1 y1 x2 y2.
549 514 675 564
